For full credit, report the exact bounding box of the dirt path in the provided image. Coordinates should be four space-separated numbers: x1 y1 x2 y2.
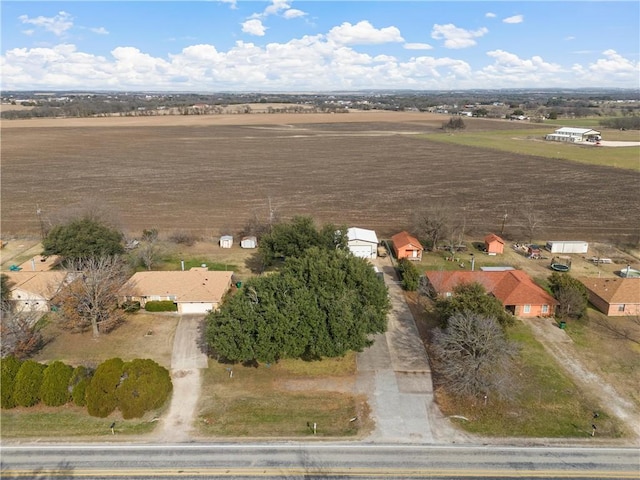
526 317 640 443
152 315 207 442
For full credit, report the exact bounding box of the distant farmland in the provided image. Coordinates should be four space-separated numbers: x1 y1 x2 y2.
2 112 638 244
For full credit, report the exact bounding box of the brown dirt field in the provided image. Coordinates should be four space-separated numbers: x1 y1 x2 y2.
2 113 638 244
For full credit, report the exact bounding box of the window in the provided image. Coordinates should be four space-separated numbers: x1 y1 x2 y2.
618 305 625 312
523 304 531 314
542 305 549 314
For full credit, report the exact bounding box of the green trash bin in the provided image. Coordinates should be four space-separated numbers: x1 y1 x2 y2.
235 281 242 288
559 321 566 329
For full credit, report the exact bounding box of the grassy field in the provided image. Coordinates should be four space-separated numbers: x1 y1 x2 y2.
196 353 372 438
424 127 640 170
2 113 638 243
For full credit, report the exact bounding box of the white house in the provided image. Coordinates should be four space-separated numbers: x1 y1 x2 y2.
119 270 234 315
4 271 72 313
545 127 601 143
219 235 233 248
347 227 378 259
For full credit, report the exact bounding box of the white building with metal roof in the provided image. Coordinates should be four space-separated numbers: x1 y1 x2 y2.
545 127 601 143
347 227 378 259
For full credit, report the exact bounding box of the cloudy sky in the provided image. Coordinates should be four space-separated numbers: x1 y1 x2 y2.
2 1 639 91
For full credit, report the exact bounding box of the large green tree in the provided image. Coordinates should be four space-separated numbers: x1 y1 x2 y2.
258 216 347 266
548 272 588 320
207 247 389 363
435 282 514 327
43 217 124 260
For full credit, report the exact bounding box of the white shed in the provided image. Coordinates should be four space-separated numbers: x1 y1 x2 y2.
545 241 589 254
347 227 378 259
219 235 233 248
240 236 257 249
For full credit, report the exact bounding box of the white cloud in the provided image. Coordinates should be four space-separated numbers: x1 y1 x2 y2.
587 49 639 77
327 21 404 46
242 19 267 36
283 9 306 19
404 43 433 50
485 12 496 18
90 27 109 35
217 0 237 9
21 29 35 36
431 24 488 49
565 36 575 41
18 11 73 37
503 15 524 24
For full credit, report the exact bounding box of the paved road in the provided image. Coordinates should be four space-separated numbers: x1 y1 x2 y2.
356 256 437 443
2 443 637 479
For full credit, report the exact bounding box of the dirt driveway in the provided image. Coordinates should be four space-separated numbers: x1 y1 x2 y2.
152 315 207 442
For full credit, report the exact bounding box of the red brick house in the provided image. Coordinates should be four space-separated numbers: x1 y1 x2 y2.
424 270 558 317
391 231 423 261
484 234 505 254
578 277 640 316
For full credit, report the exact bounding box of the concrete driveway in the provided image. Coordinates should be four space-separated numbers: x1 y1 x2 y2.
356 256 436 443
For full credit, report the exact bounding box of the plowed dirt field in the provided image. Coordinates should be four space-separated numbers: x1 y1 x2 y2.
2 112 638 242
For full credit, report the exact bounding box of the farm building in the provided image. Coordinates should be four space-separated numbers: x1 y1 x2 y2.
424 270 558 318
240 236 257 249
4 270 73 313
578 277 640 317
391 231 423 261
484 234 505 255
545 127 601 143
119 270 234 315
347 227 378 259
545 241 589 254
219 235 233 248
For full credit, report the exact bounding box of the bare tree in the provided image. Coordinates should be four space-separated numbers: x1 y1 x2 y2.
0 310 45 358
44 196 123 234
411 206 452 251
592 314 640 345
432 311 519 399
518 204 543 244
56 256 129 337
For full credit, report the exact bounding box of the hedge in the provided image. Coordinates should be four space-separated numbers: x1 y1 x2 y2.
40 361 74 407
85 358 124 417
13 360 46 407
144 300 177 312
70 365 93 407
116 359 172 419
1 356 23 409
397 258 420 291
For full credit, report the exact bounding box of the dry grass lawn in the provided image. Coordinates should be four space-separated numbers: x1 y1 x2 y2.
33 312 179 369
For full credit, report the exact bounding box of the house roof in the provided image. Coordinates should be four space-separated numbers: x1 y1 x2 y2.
347 227 378 244
5 271 70 299
120 270 233 303
425 270 558 307
554 127 600 135
484 233 505 245
578 277 640 305
391 231 423 250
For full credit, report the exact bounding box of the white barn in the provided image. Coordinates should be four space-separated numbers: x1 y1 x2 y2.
545 127 601 143
347 227 378 259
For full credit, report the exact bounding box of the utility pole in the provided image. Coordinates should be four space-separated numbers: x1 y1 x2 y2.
500 212 508 236
36 204 45 241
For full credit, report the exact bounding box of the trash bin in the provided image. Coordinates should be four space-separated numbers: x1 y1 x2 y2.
559 321 566 329
235 281 242 288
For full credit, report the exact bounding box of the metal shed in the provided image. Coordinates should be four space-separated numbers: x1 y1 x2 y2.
545 241 589 254
240 236 257 249
219 235 233 248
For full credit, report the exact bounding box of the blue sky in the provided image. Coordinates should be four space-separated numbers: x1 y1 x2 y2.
2 1 639 91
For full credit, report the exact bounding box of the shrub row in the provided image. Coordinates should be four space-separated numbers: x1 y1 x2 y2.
0 356 172 418
144 300 178 312
397 258 421 291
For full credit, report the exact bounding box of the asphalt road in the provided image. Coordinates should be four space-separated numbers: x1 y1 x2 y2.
1 443 638 479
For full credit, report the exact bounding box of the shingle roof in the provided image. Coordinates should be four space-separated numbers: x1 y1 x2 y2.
347 227 378 244
484 233 505 245
391 231 423 250
120 270 233 303
578 277 640 305
425 270 557 306
5 271 70 299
